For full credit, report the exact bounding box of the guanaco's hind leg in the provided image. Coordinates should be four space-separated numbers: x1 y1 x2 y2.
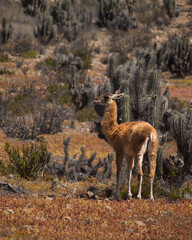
114 153 123 201
126 157 134 199
148 154 157 200
135 154 143 199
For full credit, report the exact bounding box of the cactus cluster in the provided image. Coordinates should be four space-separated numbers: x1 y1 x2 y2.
1 18 12 44
97 0 138 31
53 137 114 181
50 0 92 41
98 52 167 129
34 14 58 45
21 0 47 16
67 67 95 111
163 0 180 18
53 53 84 71
155 36 192 77
167 105 192 178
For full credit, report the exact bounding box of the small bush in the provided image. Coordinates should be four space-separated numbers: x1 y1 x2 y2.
76 107 97 122
3 105 71 139
0 141 51 179
0 54 9 62
46 84 70 105
14 38 33 54
0 67 14 75
22 50 38 58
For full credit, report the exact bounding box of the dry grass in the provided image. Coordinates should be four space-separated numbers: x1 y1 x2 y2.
0 195 191 239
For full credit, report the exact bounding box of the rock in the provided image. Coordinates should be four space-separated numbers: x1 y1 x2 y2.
62 216 72 221
66 204 71 209
105 205 112 210
24 201 33 208
184 193 192 200
46 196 53 201
87 191 96 199
125 229 135 233
135 221 145 227
23 225 33 231
161 211 169 216
6 208 14 214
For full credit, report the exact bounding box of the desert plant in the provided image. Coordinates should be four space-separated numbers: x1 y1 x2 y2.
2 105 72 139
155 36 192 77
21 0 47 16
34 14 58 45
1 18 12 44
97 0 137 30
67 67 95 111
50 0 92 41
1 141 51 179
170 107 192 178
163 0 180 18
52 137 114 181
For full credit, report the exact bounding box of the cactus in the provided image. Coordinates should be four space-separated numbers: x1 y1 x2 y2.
34 14 58 45
155 36 192 77
1 18 12 44
97 0 137 31
59 138 114 181
50 0 92 41
21 0 47 16
67 67 95 111
97 0 116 26
156 146 164 178
63 137 70 174
170 110 192 178
163 0 180 18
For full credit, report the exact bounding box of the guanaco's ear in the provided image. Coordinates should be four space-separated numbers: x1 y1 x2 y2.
112 93 124 100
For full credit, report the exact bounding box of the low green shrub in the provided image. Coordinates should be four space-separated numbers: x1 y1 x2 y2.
22 50 38 58
0 54 9 62
0 141 51 179
0 68 14 75
76 107 97 122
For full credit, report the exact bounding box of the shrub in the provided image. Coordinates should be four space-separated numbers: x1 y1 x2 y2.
46 84 70 105
76 107 97 122
14 38 33 54
2 105 71 139
0 54 9 62
22 50 38 58
0 141 51 179
0 67 14 75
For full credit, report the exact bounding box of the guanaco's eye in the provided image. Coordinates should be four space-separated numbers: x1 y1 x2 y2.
104 96 109 102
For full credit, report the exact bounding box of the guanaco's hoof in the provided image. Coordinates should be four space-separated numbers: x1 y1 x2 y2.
137 195 142 199
114 195 120 201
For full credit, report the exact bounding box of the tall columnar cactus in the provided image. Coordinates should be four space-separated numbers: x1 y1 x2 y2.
121 79 130 123
155 36 192 77
163 0 180 18
156 146 164 178
1 18 12 44
50 0 92 41
21 0 47 16
97 0 137 31
67 66 95 111
97 0 116 26
34 14 58 45
63 137 70 173
169 109 192 177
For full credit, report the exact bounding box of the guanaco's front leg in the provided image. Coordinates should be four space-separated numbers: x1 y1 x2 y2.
114 153 123 201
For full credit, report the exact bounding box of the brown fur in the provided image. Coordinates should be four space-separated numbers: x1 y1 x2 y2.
94 94 158 200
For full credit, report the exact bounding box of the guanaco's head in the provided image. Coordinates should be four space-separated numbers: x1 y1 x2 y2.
94 93 124 117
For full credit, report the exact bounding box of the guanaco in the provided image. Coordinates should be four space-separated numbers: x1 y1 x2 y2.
94 93 158 200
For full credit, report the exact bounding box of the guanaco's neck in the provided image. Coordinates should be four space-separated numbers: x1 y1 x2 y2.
102 101 118 142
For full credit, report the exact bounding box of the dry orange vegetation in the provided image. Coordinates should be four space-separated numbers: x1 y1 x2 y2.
0 195 192 239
